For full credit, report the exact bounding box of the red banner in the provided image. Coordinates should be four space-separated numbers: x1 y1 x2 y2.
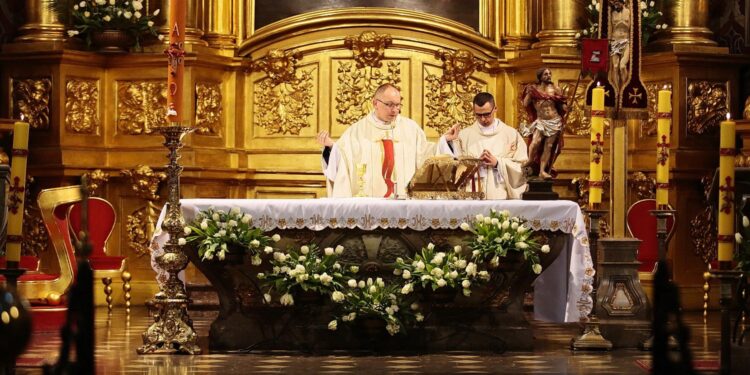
581 39 609 75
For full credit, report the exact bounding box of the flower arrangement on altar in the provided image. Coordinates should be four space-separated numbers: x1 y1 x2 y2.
734 215 750 273
50 0 162 48
460 209 550 275
393 243 489 297
576 0 670 43
328 279 422 336
258 244 352 306
184 207 280 263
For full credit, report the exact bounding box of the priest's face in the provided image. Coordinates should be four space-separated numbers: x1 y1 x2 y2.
473 102 496 127
372 87 402 123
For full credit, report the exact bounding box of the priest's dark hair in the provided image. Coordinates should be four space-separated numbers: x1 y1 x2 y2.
473 92 495 107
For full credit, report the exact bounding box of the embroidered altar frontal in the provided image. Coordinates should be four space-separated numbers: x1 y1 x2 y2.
152 199 594 351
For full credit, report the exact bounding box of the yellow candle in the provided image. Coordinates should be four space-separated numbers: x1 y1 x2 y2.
589 84 605 207
718 114 735 262
6 119 30 264
656 87 671 207
166 0 186 123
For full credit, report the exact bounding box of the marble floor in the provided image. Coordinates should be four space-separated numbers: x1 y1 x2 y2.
14 307 731 374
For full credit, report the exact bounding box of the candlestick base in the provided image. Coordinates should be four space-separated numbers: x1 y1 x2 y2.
571 316 613 350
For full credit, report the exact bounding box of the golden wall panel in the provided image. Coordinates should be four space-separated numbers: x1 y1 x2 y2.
65 78 100 135
195 81 222 135
559 79 592 136
686 80 728 136
116 80 168 135
11 77 52 129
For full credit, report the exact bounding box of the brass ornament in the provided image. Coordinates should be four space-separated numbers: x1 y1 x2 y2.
252 49 314 135
690 175 716 264
569 175 611 237
744 96 750 120
121 165 166 258
642 81 672 137
425 49 485 134
195 82 222 135
345 31 392 69
335 61 401 127
12 77 52 129
516 81 533 130
627 171 656 200
22 176 48 258
686 80 728 135
117 80 168 135
65 79 100 134
81 169 110 197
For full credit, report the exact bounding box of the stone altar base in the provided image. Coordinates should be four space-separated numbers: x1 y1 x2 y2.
185 228 566 353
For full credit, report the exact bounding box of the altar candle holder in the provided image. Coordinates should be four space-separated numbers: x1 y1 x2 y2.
571 208 613 350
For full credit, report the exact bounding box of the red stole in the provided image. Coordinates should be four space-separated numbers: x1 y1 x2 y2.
381 139 395 198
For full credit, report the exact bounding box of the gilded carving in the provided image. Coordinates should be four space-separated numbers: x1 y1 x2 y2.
252 49 314 135
570 175 611 237
121 165 167 257
643 82 671 137
344 31 392 69
117 80 168 135
425 49 485 134
516 81 533 130
12 77 52 129
65 79 100 134
559 80 592 136
195 82 222 135
82 169 110 197
336 61 401 127
628 171 655 200
22 176 48 257
686 80 728 135
690 175 716 264
744 96 750 119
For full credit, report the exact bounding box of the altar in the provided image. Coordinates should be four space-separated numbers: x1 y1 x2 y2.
151 198 593 351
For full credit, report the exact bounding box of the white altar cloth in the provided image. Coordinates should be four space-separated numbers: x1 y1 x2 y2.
151 198 594 323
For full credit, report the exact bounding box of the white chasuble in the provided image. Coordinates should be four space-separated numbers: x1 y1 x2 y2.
444 119 529 199
324 113 437 198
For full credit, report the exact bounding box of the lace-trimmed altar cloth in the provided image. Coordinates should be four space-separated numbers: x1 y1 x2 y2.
151 198 594 323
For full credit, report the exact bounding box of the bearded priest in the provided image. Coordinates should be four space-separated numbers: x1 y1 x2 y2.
438 92 528 199
317 83 456 198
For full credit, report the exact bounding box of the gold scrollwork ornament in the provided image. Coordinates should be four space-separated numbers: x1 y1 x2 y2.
627 171 656 200
121 165 167 257
345 30 392 69
253 49 314 135
195 82 222 135
686 80 728 135
425 49 486 134
117 80 168 135
336 61 401 126
65 79 100 134
12 77 52 129
81 169 110 197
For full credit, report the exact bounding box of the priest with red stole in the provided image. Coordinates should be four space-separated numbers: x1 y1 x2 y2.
318 83 455 198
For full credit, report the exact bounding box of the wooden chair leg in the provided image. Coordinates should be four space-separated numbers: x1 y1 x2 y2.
102 277 113 313
122 271 132 315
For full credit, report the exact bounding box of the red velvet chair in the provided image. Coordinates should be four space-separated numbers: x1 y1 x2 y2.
68 197 131 313
626 199 676 272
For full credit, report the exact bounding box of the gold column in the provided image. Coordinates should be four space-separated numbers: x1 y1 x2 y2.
15 0 65 43
159 0 207 46
533 0 582 49
650 0 717 50
204 0 237 48
505 0 534 49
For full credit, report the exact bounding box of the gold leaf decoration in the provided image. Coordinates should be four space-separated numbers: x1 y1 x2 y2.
516 81 533 130
425 49 485 134
22 176 48 257
195 82 222 135
12 77 52 129
686 80 728 135
252 49 314 135
117 80 168 135
121 165 167 257
627 171 655 200
336 61 401 126
65 78 100 134
82 169 110 197
560 80 593 136
344 30 392 69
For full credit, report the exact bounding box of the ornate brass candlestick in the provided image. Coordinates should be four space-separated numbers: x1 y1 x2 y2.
571 208 613 350
138 125 201 355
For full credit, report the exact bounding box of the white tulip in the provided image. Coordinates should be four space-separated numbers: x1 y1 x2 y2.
454 245 462 253
331 291 344 303
348 279 357 288
103 15 111 22
178 238 186 246
241 214 252 224
252 255 262 266
217 250 225 261
335 245 344 254
250 239 260 247
280 293 294 306
401 283 413 295
460 222 471 231
427 243 435 250
532 264 543 274
79 1 86 7
263 293 271 303
67 30 79 37
402 270 412 279
124 11 132 19
462 280 471 288
415 313 424 322
541 244 551 253
328 320 338 330
134 11 142 19
84 11 91 18
264 246 273 254
154 9 160 16
736 233 743 244
743 216 750 228
271 234 280 242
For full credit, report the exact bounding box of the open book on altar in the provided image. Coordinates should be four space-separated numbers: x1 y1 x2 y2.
406 155 485 199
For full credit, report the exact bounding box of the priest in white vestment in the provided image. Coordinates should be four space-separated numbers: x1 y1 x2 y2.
318 83 454 198
439 92 528 199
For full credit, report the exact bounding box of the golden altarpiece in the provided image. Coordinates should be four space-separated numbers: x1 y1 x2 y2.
0 0 747 311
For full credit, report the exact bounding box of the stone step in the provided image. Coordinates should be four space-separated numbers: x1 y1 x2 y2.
186 282 219 311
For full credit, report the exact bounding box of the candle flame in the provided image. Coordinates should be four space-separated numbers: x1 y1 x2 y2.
727 113 731 120
596 81 601 87
663 85 668 90
20 114 25 121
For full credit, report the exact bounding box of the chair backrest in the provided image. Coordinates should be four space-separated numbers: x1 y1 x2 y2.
67 198 116 258
626 199 676 272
